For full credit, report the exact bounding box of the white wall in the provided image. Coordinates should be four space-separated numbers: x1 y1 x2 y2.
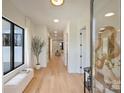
67 19 91 73
50 38 53 59
2 0 26 28
68 21 80 73
25 17 35 68
31 25 48 68
2 0 35 83
64 23 70 66
85 19 91 68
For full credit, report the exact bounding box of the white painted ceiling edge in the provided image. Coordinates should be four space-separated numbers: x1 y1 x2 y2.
9 0 90 33
94 0 120 32
5 0 120 39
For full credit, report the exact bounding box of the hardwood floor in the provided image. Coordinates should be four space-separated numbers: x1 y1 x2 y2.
24 56 84 93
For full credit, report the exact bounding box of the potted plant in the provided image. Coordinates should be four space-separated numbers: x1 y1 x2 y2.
32 36 45 69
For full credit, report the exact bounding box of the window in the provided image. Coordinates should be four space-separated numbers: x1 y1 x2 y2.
2 17 24 75
2 18 11 74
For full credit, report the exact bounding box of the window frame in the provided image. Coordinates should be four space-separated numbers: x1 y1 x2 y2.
2 17 25 75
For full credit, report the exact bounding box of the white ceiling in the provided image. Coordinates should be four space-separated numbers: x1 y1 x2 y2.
94 0 120 32
10 0 90 33
4 0 120 36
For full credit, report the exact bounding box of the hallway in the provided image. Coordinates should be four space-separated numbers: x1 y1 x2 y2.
24 56 84 93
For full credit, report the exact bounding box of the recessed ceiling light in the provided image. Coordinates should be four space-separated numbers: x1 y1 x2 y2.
99 31 103 33
59 43 62 46
54 31 57 33
51 0 64 6
105 12 115 17
117 29 120 32
99 27 105 30
53 19 59 23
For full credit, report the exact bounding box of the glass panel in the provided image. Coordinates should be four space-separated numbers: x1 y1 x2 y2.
14 26 23 67
92 0 121 93
2 19 11 73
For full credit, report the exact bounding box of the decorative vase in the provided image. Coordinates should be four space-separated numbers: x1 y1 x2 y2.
35 64 41 70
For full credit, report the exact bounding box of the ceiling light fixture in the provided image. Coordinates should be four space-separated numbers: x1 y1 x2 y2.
54 31 57 33
51 0 64 6
98 31 103 33
105 12 115 17
99 27 105 30
53 19 59 23
117 29 120 32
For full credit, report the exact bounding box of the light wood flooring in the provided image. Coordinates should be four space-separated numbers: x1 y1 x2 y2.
24 56 84 93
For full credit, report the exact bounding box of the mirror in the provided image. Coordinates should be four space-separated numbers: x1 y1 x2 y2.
92 0 121 93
